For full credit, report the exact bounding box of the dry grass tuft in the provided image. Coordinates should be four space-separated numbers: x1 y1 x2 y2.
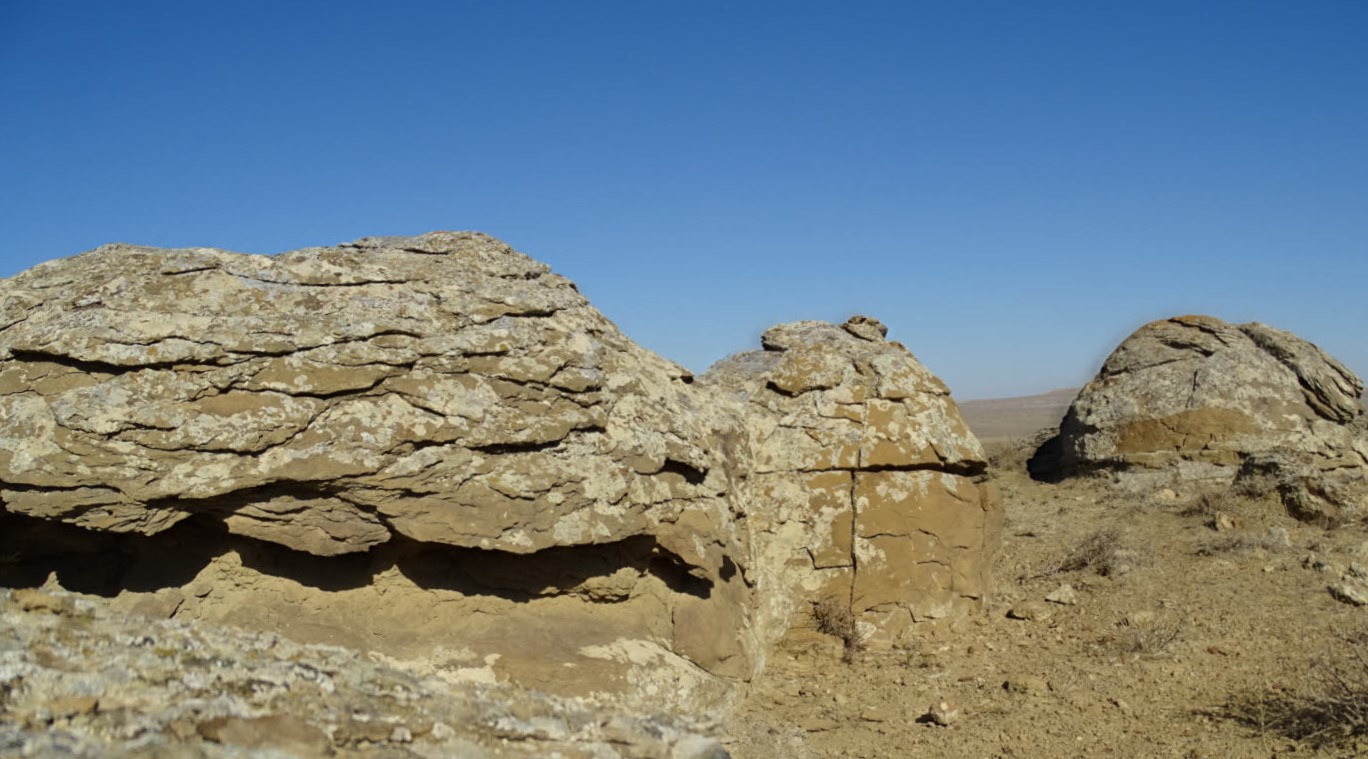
812 596 867 663
1109 616 1183 658
1026 527 1138 581
1224 628 1368 754
1183 486 1286 529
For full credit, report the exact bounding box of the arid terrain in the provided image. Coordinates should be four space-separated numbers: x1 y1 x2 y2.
3 238 1366 758
724 399 1368 759
5 388 1368 757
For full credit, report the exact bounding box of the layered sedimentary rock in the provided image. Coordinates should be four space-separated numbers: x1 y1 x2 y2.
1030 315 1368 518
0 232 995 709
0 587 729 759
706 316 1001 646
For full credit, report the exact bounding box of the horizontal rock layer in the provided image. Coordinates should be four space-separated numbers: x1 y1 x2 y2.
0 232 997 709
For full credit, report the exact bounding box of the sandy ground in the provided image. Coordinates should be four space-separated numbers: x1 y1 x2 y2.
723 435 1368 758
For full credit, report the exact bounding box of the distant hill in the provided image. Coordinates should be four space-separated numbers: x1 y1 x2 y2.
958 388 1077 445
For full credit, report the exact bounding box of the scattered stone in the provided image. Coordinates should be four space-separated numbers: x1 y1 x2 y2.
1213 512 1243 532
1003 675 1050 697
1045 584 1079 605
1304 554 1344 575
1007 600 1054 621
429 722 456 741
859 704 898 722
841 314 889 341
1329 583 1368 607
1264 526 1292 549
1125 610 1156 627
925 701 960 727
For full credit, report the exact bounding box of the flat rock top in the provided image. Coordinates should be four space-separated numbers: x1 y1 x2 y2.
0 231 579 367
0 231 729 559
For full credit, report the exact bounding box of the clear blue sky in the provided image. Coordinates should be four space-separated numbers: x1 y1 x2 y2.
3 1 1365 399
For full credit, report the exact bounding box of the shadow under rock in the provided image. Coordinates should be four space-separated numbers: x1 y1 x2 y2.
2 507 714 603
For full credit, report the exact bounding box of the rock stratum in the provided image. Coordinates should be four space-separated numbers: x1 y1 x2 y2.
1031 315 1368 521
0 587 728 759
0 232 999 713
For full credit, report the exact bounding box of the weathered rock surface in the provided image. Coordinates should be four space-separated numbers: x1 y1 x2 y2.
706 317 1001 646
0 232 996 711
0 587 728 758
1030 315 1368 519
0 232 754 710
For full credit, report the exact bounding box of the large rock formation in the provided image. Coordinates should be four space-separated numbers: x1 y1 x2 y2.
706 317 1000 647
0 232 996 710
1030 315 1368 518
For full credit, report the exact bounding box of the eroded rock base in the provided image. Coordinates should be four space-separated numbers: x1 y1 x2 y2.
0 510 735 712
0 587 728 758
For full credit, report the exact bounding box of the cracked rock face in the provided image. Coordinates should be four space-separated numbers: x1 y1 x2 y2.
706 317 1002 646
0 232 727 559
0 232 753 709
1030 315 1368 493
0 232 997 710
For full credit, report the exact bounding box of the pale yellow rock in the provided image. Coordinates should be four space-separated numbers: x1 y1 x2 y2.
0 237 1001 713
1036 314 1368 487
705 314 1001 648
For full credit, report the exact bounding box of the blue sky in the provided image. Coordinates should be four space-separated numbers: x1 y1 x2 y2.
2 1 1365 399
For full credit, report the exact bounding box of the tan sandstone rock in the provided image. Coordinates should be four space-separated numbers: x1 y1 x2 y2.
0 232 753 709
1029 315 1368 520
0 232 998 710
706 317 1002 647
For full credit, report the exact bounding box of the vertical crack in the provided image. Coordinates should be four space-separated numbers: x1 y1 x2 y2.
847 473 859 608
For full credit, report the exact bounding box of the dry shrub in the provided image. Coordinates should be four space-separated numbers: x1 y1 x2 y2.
812 596 867 663
1027 527 1138 580
1224 628 1368 754
1184 486 1285 530
1109 616 1182 658
1194 534 1264 556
